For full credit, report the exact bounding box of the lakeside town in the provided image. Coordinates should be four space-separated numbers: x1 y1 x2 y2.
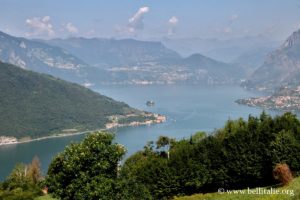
236 86 300 111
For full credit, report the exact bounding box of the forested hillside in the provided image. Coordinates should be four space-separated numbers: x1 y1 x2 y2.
0 62 136 139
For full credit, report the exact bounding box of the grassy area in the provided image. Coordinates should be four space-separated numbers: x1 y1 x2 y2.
33 177 300 200
174 176 300 200
35 195 56 200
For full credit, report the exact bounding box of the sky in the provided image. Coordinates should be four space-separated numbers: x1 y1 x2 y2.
1 0 300 41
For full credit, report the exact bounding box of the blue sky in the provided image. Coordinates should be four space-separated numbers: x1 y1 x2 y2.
1 0 300 40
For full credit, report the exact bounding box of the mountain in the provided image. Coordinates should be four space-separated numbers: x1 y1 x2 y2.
0 61 149 139
179 53 244 84
44 37 244 85
0 31 246 86
0 31 108 86
243 29 300 91
45 38 182 68
162 36 280 62
231 47 275 76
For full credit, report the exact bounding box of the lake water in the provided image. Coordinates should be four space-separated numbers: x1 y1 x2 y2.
0 85 275 180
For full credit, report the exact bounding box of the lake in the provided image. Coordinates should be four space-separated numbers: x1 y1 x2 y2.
0 85 275 180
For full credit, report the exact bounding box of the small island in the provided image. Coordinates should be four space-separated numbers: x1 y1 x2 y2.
146 100 155 107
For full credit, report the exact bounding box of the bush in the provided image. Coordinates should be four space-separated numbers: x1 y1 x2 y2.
0 157 43 200
273 163 293 185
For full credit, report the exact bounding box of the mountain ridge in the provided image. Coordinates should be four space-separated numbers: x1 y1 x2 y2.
1 31 246 86
243 29 300 91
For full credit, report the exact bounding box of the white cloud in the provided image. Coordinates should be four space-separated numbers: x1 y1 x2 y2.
25 16 55 37
215 14 239 35
230 14 239 22
223 26 232 33
128 6 150 33
168 16 179 35
168 16 178 25
65 22 78 34
85 29 96 37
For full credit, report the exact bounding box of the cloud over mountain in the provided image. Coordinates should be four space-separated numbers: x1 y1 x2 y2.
168 16 179 35
128 6 150 33
65 22 78 34
25 16 55 37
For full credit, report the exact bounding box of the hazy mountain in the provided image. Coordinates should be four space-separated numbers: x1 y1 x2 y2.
179 53 244 84
0 31 246 86
0 61 141 139
243 29 300 91
162 36 280 62
44 37 244 85
231 47 275 76
45 38 182 68
0 31 110 85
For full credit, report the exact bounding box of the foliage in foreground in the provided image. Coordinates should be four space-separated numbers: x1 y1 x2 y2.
0 157 43 200
121 112 300 199
45 131 152 200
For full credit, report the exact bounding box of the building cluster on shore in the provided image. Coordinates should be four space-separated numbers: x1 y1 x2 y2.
106 113 166 129
0 136 18 146
236 87 300 111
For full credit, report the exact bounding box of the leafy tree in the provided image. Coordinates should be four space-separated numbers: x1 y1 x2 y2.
190 131 206 143
46 131 151 200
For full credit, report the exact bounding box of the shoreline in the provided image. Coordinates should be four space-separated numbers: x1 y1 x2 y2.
0 114 166 147
0 130 94 147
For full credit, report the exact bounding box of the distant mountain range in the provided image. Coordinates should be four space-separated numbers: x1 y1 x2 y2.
43 37 244 85
243 29 300 91
231 47 275 76
0 61 147 139
162 36 280 63
0 31 247 86
45 38 182 68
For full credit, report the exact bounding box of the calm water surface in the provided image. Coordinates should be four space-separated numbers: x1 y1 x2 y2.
0 85 276 180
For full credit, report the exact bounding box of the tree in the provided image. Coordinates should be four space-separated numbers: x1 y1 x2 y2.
190 131 206 143
28 156 42 184
46 131 149 200
0 157 43 200
156 136 174 159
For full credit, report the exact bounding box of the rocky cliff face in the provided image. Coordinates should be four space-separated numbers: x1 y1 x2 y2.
244 29 300 91
0 31 92 84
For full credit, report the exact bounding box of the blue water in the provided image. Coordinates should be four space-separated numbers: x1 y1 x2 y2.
0 85 275 180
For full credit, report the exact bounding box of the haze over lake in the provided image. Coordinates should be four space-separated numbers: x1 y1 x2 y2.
0 85 276 180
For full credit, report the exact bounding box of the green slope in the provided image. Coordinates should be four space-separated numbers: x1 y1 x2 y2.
0 61 136 139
